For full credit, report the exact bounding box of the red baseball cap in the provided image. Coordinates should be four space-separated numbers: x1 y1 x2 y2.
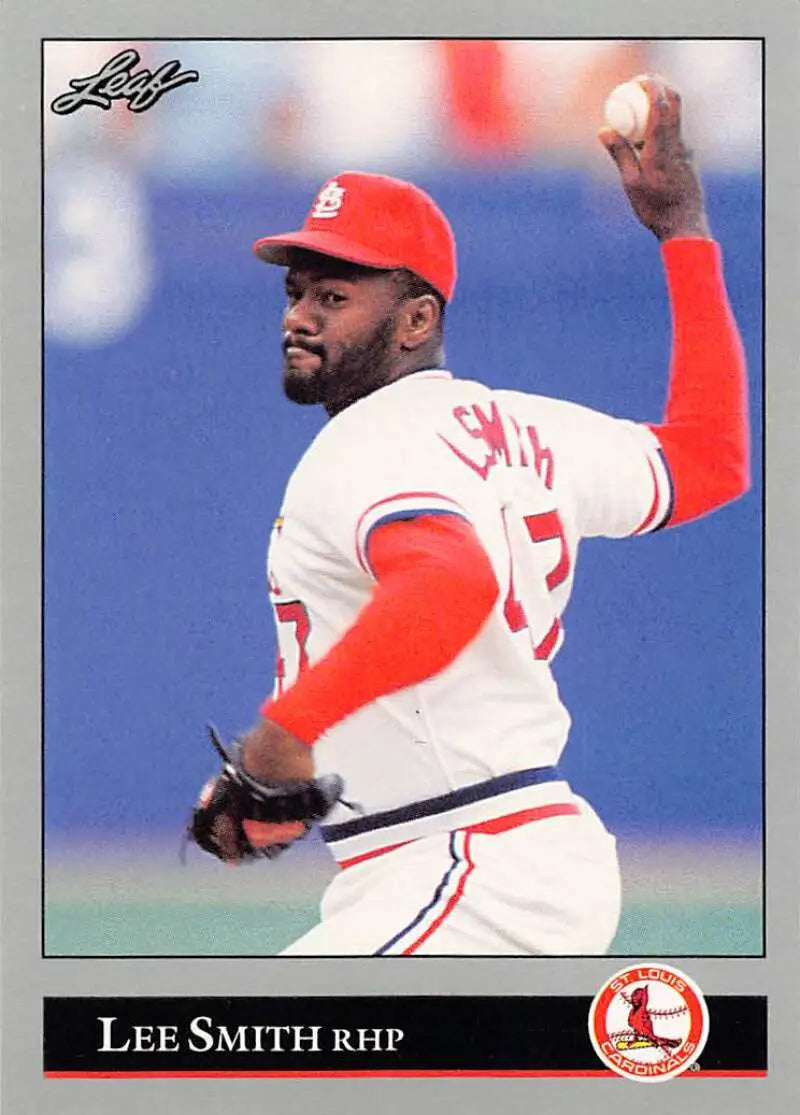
252 171 457 302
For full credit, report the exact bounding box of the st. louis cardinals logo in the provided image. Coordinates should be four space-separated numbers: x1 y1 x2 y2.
588 963 709 1082
310 180 346 219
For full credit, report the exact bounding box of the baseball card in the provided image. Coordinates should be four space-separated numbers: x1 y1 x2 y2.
1 0 797 1112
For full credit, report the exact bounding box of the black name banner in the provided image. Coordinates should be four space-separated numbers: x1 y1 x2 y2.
43 995 767 1077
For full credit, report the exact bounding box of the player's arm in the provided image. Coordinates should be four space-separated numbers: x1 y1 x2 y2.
235 514 500 784
600 75 750 526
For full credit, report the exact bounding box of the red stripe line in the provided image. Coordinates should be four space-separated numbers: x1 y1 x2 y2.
685 1071 768 1078
339 840 412 869
466 802 579 834
403 833 475 955
45 1071 610 1079
43 1070 768 1079
337 803 580 868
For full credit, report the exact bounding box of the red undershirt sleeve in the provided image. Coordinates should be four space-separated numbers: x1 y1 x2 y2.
260 514 500 744
258 241 749 741
649 238 750 526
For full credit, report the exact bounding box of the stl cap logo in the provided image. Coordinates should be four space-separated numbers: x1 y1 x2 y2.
588 963 709 1082
311 180 346 220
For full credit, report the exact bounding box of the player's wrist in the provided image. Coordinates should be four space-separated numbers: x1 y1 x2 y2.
655 209 711 242
259 697 317 749
240 716 315 782
658 224 712 243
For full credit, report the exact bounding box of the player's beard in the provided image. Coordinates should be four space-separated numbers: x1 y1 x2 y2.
282 313 397 414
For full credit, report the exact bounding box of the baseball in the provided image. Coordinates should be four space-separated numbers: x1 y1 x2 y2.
603 79 651 145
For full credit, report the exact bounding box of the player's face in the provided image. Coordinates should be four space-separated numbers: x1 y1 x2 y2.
281 254 404 415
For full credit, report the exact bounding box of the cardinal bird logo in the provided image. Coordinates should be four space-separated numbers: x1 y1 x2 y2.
588 963 710 1082
620 984 684 1052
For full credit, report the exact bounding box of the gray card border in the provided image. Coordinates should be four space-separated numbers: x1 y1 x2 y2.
2 1 798 1113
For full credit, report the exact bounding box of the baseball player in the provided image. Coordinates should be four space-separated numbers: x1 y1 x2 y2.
188 76 749 955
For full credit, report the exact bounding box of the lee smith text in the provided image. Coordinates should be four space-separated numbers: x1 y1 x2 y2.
98 1016 404 1054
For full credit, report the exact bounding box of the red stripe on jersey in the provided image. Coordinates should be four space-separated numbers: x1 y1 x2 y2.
338 840 413 869
402 833 476 955
466 802 580 834
336 802 580 868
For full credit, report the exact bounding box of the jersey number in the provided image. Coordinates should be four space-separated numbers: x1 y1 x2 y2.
274 600 311 696
502 509 570 661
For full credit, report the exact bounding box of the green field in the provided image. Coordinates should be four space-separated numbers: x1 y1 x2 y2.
45 834 762 957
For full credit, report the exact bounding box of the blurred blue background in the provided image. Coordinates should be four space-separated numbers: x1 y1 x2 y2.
43 39 762 955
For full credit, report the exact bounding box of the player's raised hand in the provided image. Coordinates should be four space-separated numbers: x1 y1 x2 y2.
598 75 710 242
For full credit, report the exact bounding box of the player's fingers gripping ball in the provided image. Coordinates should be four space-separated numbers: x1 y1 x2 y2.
187 725 344 863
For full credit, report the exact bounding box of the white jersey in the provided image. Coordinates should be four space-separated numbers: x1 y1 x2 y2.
267 370 672 852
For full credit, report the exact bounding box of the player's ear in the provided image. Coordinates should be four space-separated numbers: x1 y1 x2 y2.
398 294 440 351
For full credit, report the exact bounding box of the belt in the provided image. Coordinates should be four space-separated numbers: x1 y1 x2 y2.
321 766 566 843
